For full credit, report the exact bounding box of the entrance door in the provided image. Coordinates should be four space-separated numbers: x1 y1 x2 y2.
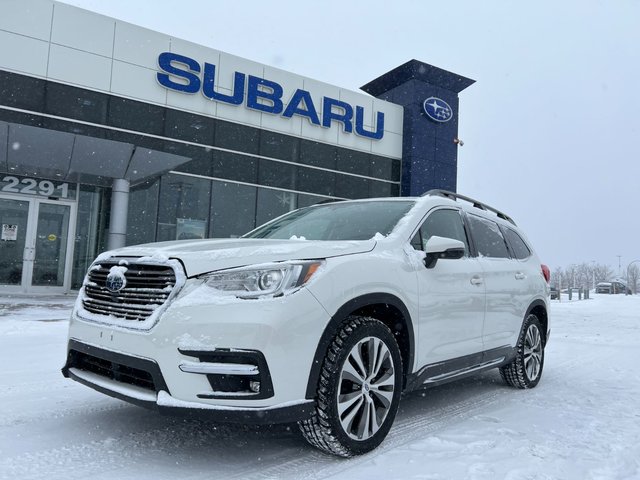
0 195 76 293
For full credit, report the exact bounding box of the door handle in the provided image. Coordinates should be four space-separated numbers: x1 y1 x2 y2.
515 272 526 280
470 275 483 286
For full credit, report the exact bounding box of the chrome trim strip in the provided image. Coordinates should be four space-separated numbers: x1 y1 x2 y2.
422 357 505 384
179 361 259 376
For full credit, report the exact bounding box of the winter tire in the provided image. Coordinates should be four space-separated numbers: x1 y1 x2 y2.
298 316 403 457
500 313 545 388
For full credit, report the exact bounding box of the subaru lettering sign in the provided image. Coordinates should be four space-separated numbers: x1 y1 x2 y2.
423 96 453 123
156 52 384 140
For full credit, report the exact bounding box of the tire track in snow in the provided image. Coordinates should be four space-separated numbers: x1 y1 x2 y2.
0 378 68 399
0 335 606 480
0 395 126 428
179 384 506 480
210 342 611 480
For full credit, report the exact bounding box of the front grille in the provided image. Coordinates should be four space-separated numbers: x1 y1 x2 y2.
82 260 177 322
70 349 156 391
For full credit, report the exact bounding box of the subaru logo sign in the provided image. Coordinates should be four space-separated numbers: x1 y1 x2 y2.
105 268 127 292
423 97 453 123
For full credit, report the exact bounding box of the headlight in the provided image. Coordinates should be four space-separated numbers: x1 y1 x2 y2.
202 261 323 299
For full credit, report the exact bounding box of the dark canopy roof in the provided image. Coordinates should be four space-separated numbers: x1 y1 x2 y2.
361 59 475 97
0 121 189 186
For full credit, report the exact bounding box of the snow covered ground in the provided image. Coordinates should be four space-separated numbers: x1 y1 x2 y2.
0 293 638 480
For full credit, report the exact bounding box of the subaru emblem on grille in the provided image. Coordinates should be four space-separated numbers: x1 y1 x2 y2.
105 267 127 292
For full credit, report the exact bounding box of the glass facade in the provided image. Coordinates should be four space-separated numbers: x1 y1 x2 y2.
0 69 402 290
71 186 109 289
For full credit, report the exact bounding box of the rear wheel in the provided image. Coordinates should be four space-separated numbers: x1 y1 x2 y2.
298 316 403 457
500 314 545 388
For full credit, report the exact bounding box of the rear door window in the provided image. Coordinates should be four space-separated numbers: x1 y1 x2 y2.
467 214 510 258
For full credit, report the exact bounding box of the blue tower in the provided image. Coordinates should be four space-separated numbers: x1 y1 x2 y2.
361 60 475 195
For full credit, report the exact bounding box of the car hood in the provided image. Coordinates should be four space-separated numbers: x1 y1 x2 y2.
99 238 377 277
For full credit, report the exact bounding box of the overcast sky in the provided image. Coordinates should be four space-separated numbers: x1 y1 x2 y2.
58 0 640 275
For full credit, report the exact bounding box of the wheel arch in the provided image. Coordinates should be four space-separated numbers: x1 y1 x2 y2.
525 299 549 346
305 293 415 399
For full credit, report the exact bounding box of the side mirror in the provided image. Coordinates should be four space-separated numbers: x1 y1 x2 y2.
424 236 466 269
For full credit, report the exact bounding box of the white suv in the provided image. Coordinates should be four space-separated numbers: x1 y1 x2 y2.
62 190 550 457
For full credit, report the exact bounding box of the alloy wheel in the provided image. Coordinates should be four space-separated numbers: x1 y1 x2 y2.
524 324 543 381
337 336 396 441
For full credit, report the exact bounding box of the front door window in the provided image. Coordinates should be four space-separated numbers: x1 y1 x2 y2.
0 198 30 285
32 203 71 287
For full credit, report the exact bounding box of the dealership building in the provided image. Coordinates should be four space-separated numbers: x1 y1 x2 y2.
0 0 474 293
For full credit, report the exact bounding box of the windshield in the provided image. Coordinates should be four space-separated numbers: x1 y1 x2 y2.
244 200 415 241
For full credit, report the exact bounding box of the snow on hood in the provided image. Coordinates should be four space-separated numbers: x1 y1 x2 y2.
97 238 376 277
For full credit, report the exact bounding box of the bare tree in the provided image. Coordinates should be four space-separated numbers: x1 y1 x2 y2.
551 267 563 289
628 264 639 294
551 263 614 292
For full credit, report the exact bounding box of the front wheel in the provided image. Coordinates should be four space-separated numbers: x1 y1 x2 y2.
298 316 403 457
500 313 545 388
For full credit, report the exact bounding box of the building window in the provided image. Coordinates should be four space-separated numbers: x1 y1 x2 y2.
157 174 211 241
300 140 336 170
72 185 109 289
255 188 296 226
45 82 108 125
108 97 165 135
212 150 258 184
297 167 335 196
260 130 300 162
164 108 215 145
126 179 160 246
210 181 257 237
215 121 260 154
258 158 296 190
335 174 369 199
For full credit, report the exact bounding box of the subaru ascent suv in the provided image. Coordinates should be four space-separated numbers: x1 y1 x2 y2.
62 190 550 457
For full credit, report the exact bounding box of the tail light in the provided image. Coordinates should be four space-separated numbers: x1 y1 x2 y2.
541 264 551 283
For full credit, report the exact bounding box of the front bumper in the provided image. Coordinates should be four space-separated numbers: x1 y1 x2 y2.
61 340 315 423
64 282 330 418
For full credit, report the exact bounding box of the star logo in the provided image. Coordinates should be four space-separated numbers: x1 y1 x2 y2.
423 97 453 123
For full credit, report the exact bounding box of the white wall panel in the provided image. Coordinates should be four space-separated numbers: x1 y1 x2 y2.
51 3 115 58
0 0 53 41
301 119 339 146
47 44 111 90
371 131 402 158
0 31 49 77
339 89 374 128
170 38 221 67
375 98 404 135
337 129 372 153
302 78 341 126
215 100 262 128
111 60 166 104
260 66 305 136
260 112 303 137
166 89 217 118
114 22 170 70
217 52 264 91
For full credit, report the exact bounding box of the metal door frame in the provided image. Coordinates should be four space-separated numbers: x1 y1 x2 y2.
0 192 77 294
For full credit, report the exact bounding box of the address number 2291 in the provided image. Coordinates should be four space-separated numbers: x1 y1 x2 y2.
1 176 70 199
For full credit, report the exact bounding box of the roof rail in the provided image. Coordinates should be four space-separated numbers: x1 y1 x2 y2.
422 189 517 226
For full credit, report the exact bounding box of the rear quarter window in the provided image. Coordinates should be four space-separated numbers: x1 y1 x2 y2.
503 227 532 260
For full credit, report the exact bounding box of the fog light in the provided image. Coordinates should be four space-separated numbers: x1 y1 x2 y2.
249 381 261 393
